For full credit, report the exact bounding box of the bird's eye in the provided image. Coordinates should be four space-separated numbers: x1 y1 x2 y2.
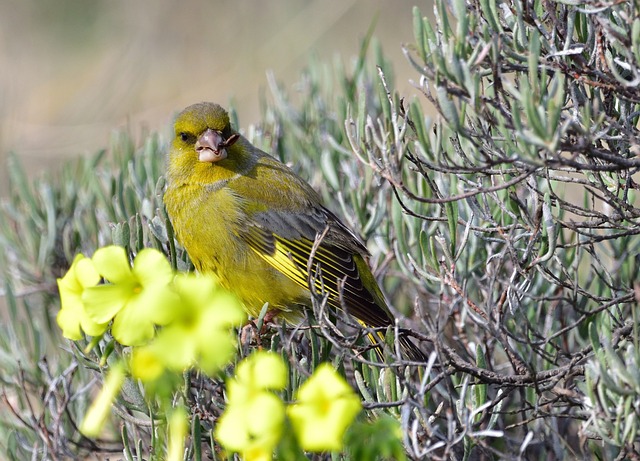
179 132 190 142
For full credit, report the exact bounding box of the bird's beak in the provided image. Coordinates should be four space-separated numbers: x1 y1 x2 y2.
195 129 238 163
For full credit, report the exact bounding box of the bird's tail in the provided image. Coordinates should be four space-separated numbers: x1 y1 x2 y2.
360 321 426 362
399 335 427 362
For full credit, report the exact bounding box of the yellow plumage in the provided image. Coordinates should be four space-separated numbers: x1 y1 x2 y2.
163 102 422 360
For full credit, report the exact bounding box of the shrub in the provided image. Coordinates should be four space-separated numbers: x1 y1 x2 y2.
2 0 640 459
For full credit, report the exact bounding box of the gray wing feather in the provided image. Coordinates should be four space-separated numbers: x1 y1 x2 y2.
249 206 368 255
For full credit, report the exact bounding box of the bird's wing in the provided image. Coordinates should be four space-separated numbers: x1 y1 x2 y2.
239 207 393 328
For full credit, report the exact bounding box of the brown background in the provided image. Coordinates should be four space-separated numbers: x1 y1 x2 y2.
0 0 424 194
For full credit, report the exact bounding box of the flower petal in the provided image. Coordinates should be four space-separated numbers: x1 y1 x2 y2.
153 326 197 371
298 364 354 401
173 273 216 308
252 352 287 390
216 405 249 451
83 283 131 324
130 346 165 382
73 256 101 288
92 246 132 283
133 281 179 326
111 301 156 346
288 363 362 452
132 248 174 287
216 393 284 455
197 332 237 376
205 291 246 327
56 300 83 340
57 254 107 339
246 393 285 436
234 351 287 390
80 314 110 337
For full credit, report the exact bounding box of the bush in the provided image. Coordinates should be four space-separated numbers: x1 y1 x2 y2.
2 0 640 459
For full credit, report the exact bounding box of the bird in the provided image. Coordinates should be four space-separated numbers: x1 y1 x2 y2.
163 102 423 361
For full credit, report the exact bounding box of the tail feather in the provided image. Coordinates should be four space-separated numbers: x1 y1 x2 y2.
400 335 427 362
360 321 426 362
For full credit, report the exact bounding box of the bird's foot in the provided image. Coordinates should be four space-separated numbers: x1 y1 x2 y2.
239 309 280 350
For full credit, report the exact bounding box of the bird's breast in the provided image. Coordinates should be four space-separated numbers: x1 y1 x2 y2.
164 181 310 318
165 183 246 272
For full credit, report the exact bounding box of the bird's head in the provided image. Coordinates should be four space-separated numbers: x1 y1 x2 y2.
172 102 240 164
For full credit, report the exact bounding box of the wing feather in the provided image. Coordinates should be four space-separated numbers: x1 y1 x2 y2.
239 208 392 328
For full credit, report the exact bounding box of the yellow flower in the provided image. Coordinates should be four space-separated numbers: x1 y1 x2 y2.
129 346 165 382
80 363 126 437
216 392 284 460
288 363 362 452
82 246 177 346
215 352 288 459
233 350 288 392
56 253 106 340
150 273 246 375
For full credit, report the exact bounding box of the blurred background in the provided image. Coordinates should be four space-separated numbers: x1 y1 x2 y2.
0 0 423 195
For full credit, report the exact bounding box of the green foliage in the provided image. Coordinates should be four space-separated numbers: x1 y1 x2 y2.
2 0 640 458
344 415 408 461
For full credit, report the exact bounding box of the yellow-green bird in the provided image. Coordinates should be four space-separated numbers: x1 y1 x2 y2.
164 102 423 360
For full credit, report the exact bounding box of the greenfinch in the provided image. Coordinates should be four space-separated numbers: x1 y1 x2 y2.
164 102 422 360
